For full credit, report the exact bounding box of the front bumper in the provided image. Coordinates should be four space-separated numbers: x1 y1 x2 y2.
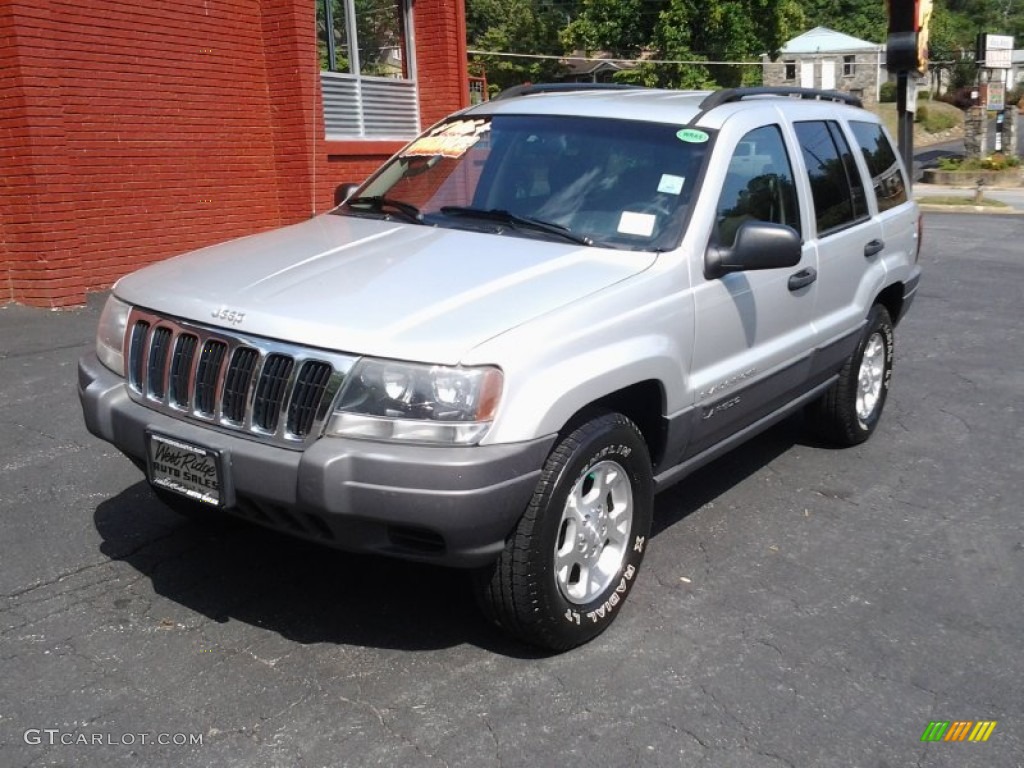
78 353 554 567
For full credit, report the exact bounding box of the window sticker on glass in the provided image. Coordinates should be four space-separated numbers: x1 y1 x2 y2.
657 174 685 195
402 119 491 159
676 128 709 143
618 211 657 237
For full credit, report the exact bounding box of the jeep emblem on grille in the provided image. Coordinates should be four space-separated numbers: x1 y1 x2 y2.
211 307 246 326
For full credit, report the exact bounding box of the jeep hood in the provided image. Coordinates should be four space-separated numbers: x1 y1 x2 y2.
114 214 656 364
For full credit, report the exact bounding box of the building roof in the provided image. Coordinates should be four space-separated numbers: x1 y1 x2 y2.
779 26 882 54
560 56 627 77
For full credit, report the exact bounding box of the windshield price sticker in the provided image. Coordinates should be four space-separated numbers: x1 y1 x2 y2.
618 211 657 237
148 433 222 506
402 119 491 159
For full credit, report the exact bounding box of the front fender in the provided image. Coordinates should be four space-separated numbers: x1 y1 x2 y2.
484 333 688 444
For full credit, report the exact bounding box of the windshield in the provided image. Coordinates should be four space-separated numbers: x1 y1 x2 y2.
336 114 712 251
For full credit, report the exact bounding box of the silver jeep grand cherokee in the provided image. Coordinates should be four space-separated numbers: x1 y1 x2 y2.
79 85 922 650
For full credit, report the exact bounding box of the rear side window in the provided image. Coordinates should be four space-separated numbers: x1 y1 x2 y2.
794 120 869 236
849 121 908 212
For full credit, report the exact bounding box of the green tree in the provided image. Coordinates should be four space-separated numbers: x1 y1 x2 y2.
467 0 573 91
797 0 887 42
652 0 803 89
560 0 655 56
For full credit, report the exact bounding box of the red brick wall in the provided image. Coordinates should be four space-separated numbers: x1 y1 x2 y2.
2 0 467 307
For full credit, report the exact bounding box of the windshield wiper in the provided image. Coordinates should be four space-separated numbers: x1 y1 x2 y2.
440 206 593 246
347 195 424 224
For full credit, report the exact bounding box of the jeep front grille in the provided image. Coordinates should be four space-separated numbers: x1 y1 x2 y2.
124 308 356 448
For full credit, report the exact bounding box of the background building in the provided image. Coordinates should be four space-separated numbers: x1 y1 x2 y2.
762 27 885 106
1 0 468 307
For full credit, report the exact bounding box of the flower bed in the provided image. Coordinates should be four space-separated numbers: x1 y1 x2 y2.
921 168 1024 187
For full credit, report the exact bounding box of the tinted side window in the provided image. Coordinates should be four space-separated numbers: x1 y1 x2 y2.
794 120 869 235
715 125 801 247
849 121 908 212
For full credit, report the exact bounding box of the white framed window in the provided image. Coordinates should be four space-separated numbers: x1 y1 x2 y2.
317 0 420 140
843 55 856 77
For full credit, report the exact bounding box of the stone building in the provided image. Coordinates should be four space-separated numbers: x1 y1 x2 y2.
762 27 885 106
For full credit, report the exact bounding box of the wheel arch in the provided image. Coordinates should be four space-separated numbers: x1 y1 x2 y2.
558 380 668 468
874 282 905 326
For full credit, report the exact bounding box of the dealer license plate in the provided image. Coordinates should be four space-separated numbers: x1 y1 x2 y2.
147 433 222 506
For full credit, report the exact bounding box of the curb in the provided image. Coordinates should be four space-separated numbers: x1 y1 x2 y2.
916 203 1023 215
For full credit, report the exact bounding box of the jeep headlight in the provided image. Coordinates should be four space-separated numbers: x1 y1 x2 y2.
95 295 132 376
327 359 503 444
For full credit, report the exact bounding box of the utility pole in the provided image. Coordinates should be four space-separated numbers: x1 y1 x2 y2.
895 71 915 182
885 0 932 188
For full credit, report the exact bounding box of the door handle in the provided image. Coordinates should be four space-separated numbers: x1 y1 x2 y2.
864 239 885 258
788 267 817 291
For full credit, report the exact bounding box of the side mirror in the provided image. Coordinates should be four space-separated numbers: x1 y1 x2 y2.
705 221 801 280
334 182 360 207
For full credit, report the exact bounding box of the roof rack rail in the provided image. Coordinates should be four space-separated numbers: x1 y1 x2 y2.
699 86 863 111
492 82 646 101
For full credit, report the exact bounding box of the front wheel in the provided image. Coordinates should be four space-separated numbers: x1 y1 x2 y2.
807 304 895 446
474 411 653 650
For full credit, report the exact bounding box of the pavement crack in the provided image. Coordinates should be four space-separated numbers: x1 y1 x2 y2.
3 558 119 600
756 637 785 662
481 714 503 768
754 749 797 768
697 540 712 581
937 407 972 436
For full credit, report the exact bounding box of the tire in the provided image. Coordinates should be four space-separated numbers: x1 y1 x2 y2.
475 411 653 651
808 304 895 446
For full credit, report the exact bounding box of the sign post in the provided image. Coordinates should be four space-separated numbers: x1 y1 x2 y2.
975 33 1014 159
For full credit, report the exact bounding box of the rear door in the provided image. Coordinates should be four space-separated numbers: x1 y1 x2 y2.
791 119 886 368
846 120 919 285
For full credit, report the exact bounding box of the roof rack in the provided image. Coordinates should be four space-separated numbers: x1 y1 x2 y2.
699 86 863 110
491 82 646 101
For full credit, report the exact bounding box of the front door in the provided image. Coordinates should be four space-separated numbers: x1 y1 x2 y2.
687 123 816 457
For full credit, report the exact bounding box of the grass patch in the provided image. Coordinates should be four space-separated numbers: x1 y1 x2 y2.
873 100 963 142
918 196 1010 208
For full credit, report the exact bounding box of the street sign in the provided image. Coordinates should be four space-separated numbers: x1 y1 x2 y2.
984 82 1006 110
977 34 1014 69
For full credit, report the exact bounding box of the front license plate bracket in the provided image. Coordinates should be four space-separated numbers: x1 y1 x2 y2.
146 431 231 507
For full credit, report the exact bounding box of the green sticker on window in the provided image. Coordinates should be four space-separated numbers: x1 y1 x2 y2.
676 128 709 143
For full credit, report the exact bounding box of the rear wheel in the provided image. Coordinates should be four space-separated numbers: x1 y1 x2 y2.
475 411 653 650
808 304 895 446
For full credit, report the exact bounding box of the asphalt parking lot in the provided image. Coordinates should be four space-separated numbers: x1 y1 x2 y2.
1 212 1021 768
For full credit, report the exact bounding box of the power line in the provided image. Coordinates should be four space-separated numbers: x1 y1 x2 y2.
467 49 768 66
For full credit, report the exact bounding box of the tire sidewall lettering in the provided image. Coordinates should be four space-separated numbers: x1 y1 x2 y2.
851 308 895 434
553 426 650 631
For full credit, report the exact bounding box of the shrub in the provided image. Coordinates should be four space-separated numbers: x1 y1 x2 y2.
979 153 1020 171
914 104 929 123
879 81 897 103
941 154 1021 171
937 87 975 110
